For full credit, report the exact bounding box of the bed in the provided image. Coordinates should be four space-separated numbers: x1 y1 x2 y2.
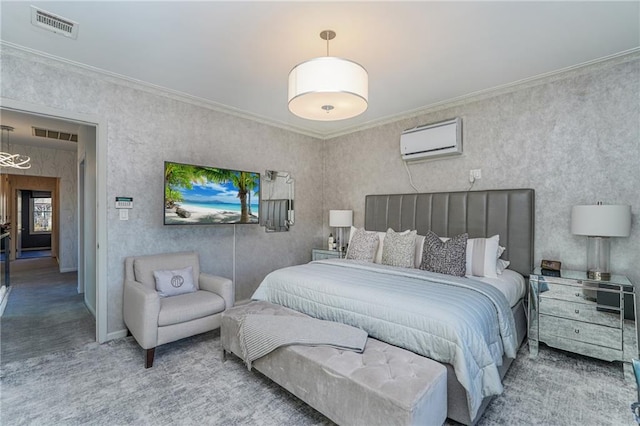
253 189 535 425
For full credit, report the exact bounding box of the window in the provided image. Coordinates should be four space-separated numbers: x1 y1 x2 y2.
31 197 52 234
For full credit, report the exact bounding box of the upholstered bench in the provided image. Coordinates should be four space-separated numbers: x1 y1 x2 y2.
221 301 447 426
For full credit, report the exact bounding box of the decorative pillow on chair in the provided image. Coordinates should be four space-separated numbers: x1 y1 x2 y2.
381 228 417 268
420 231 468 276
466 235 501 278
346 228 379 262
153 266 197 297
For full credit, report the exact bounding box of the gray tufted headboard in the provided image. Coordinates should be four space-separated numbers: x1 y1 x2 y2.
364 189 535 277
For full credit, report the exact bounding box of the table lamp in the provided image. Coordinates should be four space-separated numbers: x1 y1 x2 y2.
571 203 631 281
329 210 353 253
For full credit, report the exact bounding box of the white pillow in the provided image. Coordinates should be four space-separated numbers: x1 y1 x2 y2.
466 235 501 278
496 259 510 274
153 266 197 298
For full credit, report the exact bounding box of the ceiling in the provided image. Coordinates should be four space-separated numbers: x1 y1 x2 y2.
1 1 639 144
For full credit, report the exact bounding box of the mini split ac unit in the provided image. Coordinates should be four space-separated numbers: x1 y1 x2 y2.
400 117 462 161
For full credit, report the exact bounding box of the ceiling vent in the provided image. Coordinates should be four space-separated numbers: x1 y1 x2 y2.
32 127 78 143
31 6 79 39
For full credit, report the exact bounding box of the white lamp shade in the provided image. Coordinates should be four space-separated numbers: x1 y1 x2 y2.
571 204 631 237
288 57 368 121
329 210 353 227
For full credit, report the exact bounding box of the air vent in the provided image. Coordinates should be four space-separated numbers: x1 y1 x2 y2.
32 127 78 143
31 6 78 39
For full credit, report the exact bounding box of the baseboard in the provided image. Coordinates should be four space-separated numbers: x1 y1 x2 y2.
106 329 128 342
59 267 78 273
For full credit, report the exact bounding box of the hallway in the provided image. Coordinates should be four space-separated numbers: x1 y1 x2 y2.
0 257 95 364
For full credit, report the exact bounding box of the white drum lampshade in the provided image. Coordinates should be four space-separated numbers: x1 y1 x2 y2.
288 31 368 121
571 204 631 280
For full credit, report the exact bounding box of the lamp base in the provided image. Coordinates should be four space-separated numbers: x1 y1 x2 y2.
587 270 610 281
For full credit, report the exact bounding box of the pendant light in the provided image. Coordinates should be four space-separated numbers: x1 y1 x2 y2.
0 125 31 170
288 30 368 121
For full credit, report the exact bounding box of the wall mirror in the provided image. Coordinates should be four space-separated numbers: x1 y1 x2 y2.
260 171 294 232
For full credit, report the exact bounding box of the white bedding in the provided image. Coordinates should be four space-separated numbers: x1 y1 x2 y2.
471 269 526 307
252 259 518 419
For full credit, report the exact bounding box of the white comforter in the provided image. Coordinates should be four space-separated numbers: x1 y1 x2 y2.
251 259 518 419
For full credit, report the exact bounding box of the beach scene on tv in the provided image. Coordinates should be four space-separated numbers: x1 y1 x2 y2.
164 162 260 225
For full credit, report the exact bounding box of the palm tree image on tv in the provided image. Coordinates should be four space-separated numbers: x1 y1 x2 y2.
164 162 260 225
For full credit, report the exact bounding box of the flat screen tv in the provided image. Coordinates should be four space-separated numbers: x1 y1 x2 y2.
164 161 260 225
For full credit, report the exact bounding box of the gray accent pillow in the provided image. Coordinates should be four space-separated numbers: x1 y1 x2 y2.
346 228 379 262
381 228 417 268
153 266 197 297
420 231 468 276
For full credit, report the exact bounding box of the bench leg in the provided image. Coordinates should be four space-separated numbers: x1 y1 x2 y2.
145 348 155 369
221 348 227 362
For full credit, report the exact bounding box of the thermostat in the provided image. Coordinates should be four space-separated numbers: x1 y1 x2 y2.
115 197 133 209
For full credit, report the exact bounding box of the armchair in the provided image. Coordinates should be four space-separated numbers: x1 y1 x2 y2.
123 251 234 368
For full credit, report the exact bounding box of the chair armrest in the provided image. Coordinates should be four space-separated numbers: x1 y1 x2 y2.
199 273 234 309
123 279 160 349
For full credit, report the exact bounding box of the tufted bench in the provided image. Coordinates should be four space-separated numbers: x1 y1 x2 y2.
221 301 447 426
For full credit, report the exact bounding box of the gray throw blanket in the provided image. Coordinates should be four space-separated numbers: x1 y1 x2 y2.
238 314 368 370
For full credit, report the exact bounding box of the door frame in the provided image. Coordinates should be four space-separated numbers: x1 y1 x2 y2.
1 98 108 344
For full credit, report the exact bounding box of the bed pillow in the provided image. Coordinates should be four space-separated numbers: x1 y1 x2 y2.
381 228 417 268
153 266 197 298
346 228 379 262
496 259 510 274
419 231 468 276
466 235 501 278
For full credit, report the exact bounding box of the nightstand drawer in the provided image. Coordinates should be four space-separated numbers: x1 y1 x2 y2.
539 334 622 362
539 282 597 304
539 298 620 328
539 314 622 349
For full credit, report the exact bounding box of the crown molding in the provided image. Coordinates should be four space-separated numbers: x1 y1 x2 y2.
0 41 326 140
2 41 638 141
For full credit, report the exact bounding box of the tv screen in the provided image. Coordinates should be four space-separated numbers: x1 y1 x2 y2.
164 161 260 225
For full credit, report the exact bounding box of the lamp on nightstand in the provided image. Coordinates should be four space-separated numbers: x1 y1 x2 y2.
329 210 352 253
571 203 631 281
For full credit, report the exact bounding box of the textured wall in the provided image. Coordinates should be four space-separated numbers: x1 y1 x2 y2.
324 54 640 287
1 46 324 334
2 145 77 272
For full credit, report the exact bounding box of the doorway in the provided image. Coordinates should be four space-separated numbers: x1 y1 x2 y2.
0 98 106 343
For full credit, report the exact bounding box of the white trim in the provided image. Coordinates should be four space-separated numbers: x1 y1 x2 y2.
107 329 128 341
0 97 108 344
59 267 78 273
2 41 638 141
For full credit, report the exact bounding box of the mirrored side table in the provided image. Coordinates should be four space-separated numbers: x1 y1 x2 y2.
528 267 638 380
311 248 343 261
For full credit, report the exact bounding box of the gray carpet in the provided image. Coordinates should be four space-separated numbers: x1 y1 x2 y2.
0 330 636 426
1 258 95 364
0 260 636 425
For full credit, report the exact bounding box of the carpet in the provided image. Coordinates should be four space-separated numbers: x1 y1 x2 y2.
1 258 95 364
1 330 636 426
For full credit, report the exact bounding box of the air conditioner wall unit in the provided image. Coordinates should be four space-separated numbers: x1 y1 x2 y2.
400 117 462 161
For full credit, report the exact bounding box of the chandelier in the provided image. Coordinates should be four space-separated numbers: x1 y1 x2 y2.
0 125 31 169
288 30 368 121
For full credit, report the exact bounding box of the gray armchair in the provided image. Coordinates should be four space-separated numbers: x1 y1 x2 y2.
123 251 234 368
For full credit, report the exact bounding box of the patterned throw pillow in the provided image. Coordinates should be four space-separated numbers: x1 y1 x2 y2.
420 231 468 276
381 228 417 268
153 266 197 297
346 228 379 262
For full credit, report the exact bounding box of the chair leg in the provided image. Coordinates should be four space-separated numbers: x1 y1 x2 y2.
145 348 156 369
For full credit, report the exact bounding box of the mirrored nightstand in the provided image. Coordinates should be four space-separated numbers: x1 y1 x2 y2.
528 267 638 380
311 248 343 261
